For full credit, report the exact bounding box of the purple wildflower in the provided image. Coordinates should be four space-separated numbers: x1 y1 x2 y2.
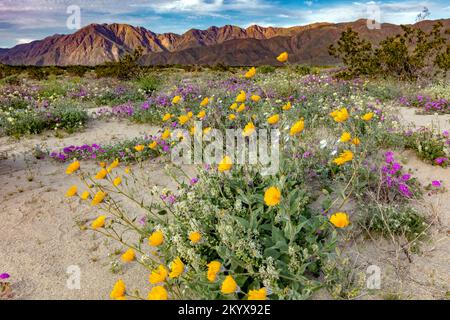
0 273 10 280
398 184 412 197
431 180 441 187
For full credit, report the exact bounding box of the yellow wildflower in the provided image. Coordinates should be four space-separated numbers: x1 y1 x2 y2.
161 129 170 140
333 150 354 165
147 286 168 300
91 215 106 229
340 132 351 143
134 144 145 152
65 160 80 174
65 185 77 197
218 156 233 172
329 212 350 228
230 103 237 110
189 231 201 243
113 176 122 187
172 95 181 105
221 275 238 294
203 127 211 135
228 114 236 120
121 248 135 262
242 122 255 137
80 191 90 200
149 265 168 284
149 230 164 247
282 101 292 110
125 167 131 174
251 95 261 102
276 51 288 63
110 279 126 300
267 114 279 125
236 103 246 112
149 141 157 149
207 261 222 282
289 119 304 136
362 112 374 121
110 158 119 169
100 162 106 168
352 137 360 145
197 110 206 120
178 114 189 125
94 168 107 180
200 97 209 107
248 288 267 300
91 191 106 206
244 67 256 78
264 186 281 206
169 257 184 279
330 108 349 122
162 113 172 121
236 90 246 103
187 111 193 118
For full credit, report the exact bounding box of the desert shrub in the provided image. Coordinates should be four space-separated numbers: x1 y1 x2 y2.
0 100 88 137
38 81 68 99
66 65 90 77
328 28 378 78
0 109 47 136
361 203 427 242
130 108 161 124
0 96 29 111
257 65 276 74
0 75 21 86
45 66 64 76
27 67 48 80
209 63 230 72
364 82 403 101
93 87 145 106
95 47 144 80
136 75 161 94
329 22 449 79
423 82 450 100
294 64 317 76
403 128 448 163
51 101 89 133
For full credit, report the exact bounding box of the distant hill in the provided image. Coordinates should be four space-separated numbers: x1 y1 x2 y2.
0 19 448 66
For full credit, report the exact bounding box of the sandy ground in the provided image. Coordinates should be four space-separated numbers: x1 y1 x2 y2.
343 106 450 299
0 119 181 299
0 108 449 300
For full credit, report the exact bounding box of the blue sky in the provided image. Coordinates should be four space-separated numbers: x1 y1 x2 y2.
0 0 449 48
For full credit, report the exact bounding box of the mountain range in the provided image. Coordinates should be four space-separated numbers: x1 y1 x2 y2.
0 19 448 66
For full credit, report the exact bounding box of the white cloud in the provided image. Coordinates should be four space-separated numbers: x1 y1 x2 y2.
131 0 271 15
16 38 34 44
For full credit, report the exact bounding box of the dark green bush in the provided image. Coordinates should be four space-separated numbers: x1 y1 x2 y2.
136 75 161 94
258 65 276 74
52 103 89 133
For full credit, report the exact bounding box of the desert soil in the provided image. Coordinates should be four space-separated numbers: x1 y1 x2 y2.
0 107 449 300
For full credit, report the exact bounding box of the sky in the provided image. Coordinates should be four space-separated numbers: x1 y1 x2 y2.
0 0 449 48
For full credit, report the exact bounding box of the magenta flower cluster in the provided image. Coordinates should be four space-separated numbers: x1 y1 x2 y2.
381 151 414 198
400 95 449 113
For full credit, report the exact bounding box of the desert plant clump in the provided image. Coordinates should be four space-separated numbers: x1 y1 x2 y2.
329 22 449 79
